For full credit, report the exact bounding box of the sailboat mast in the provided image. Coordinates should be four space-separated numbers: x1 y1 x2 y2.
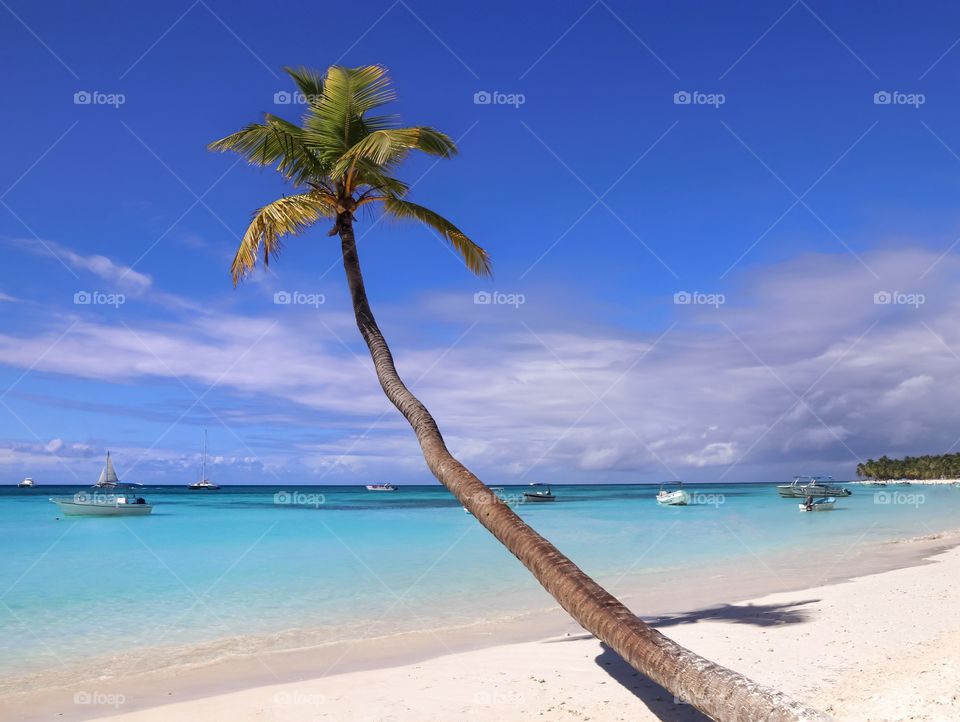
201 430 207 481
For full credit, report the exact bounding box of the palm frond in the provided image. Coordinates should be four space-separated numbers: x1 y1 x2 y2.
383 197 490 277
283 65 324 104
332 127 457 179
232 192 336 284
302 65 397 159
209 115 328 185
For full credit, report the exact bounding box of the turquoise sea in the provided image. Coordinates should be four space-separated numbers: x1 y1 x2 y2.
2 482 958 688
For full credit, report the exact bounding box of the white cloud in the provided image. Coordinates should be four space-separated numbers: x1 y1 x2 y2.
1 247 959 483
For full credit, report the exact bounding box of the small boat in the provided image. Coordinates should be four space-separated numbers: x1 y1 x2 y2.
656 481 690 506
523 483 556 502
365 483 397 491
17 477 35 488
50 452 152 516
187 430 220 490
777 476 851 498
798 496 836 512
862 480 887 487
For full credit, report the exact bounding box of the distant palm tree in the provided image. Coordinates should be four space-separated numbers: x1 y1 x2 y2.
211 64 827 721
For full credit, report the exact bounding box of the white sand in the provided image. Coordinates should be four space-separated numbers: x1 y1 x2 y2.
82 544 960 722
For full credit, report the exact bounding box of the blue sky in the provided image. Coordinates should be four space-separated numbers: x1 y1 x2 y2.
3 0 960 484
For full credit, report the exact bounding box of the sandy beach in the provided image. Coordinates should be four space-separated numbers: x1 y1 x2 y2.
7 533 952 722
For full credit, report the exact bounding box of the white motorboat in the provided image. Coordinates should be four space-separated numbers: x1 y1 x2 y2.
187 430 220 490
777 476 851 498
50 452 153 516
365 483 397 491
656 481 690 506
18 477 35 488
523 483 555 502
798 496 836 512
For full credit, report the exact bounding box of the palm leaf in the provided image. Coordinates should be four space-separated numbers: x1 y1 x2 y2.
232 192 336 284
383 197 491 277
209 115 328 185
332 127 457 179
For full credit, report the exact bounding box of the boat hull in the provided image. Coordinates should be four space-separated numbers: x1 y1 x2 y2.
657 490 690 506
777 485 851 498
51 499 153 516
523 493 555 502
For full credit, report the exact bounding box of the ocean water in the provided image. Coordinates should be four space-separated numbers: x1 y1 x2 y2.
1 482 958 685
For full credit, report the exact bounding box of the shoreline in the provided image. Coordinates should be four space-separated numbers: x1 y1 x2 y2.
5 527 960 721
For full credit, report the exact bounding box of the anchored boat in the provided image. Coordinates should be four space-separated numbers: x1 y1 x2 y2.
18 477 35 488
777 475 851 499
187 430 220 490
50 452 153 516
365 483 397 491
656 481 690 506
798 496 836 512
523 483 556 502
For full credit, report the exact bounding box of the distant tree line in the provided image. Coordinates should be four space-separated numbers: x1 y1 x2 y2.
856 454 960 480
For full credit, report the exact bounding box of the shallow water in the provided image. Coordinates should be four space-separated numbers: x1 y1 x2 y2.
1 482 956 683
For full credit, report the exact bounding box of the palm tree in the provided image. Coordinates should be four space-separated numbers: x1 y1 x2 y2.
210 64 828 722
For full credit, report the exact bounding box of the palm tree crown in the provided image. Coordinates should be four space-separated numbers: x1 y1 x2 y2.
209 64 491 282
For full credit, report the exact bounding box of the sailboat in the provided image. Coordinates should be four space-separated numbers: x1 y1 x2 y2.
50 451 153 516
188 430 220 490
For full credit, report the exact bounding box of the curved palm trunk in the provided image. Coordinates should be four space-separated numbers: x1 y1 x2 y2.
337 214 829 722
